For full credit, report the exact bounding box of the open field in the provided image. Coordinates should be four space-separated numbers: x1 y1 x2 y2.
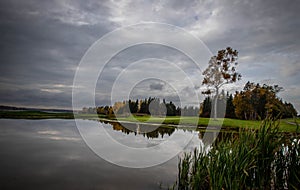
1 111 299 132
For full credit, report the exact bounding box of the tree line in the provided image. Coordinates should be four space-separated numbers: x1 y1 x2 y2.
112 97 199 117
199 81 297 120
81 97 199 117
82 81 297 120
81 81 297 120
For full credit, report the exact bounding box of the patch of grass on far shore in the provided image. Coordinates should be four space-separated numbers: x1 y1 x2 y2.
118 115 299 132
0 110 75 119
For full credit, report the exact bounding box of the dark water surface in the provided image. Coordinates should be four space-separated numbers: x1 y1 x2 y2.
0 119 201 190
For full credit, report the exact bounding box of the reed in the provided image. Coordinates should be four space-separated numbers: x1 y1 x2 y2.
174 118 300 190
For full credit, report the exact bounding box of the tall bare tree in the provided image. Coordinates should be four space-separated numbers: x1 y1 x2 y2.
202 47 241 119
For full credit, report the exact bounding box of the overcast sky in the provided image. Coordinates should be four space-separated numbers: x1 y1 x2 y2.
0 0 300 112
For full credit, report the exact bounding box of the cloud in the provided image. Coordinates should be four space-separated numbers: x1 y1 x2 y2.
0 88 72 109
149 83 164 91
37 130 60 135
0 0 299 112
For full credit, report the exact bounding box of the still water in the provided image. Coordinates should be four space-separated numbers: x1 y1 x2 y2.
0 119 203 190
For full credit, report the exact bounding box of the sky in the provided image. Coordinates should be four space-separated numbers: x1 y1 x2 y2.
0 0 300 112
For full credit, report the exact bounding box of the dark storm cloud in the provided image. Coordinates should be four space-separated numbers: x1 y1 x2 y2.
0 0 111 81
149 83 164 91
0 0 113 108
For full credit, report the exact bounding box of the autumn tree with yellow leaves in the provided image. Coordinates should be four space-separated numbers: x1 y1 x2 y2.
233 82 297 120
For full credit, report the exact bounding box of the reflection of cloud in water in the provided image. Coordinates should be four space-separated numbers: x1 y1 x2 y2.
146 139 164 148
0 116 179 188
37 130 81 141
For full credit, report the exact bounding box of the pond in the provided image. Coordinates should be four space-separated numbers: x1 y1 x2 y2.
0 119 207 190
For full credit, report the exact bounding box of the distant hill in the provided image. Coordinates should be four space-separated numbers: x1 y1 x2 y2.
0 105 73 113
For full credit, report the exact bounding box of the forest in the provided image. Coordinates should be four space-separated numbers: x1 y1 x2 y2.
94 97 199 118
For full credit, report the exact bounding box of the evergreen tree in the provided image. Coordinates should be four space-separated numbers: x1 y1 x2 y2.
166 101 176 116
200 96 212 117
225 93 236 118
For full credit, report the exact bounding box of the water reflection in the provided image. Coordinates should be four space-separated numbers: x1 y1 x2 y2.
100 120 176 139
0 119 178 190
198 130 239 146
96 120 234 156
99 119 239 146
0 119 264 189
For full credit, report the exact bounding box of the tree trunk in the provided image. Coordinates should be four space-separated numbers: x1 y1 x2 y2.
214 87 219 119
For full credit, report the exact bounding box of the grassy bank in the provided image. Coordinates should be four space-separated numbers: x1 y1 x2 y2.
0 111 75 119
173 119 300 190
118 115 299 132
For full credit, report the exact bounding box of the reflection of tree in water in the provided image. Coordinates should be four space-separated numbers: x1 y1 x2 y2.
99 120 175 139
198 130 240 146
99 120 242 142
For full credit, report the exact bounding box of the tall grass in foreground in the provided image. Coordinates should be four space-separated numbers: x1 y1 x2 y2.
174 118 300 190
